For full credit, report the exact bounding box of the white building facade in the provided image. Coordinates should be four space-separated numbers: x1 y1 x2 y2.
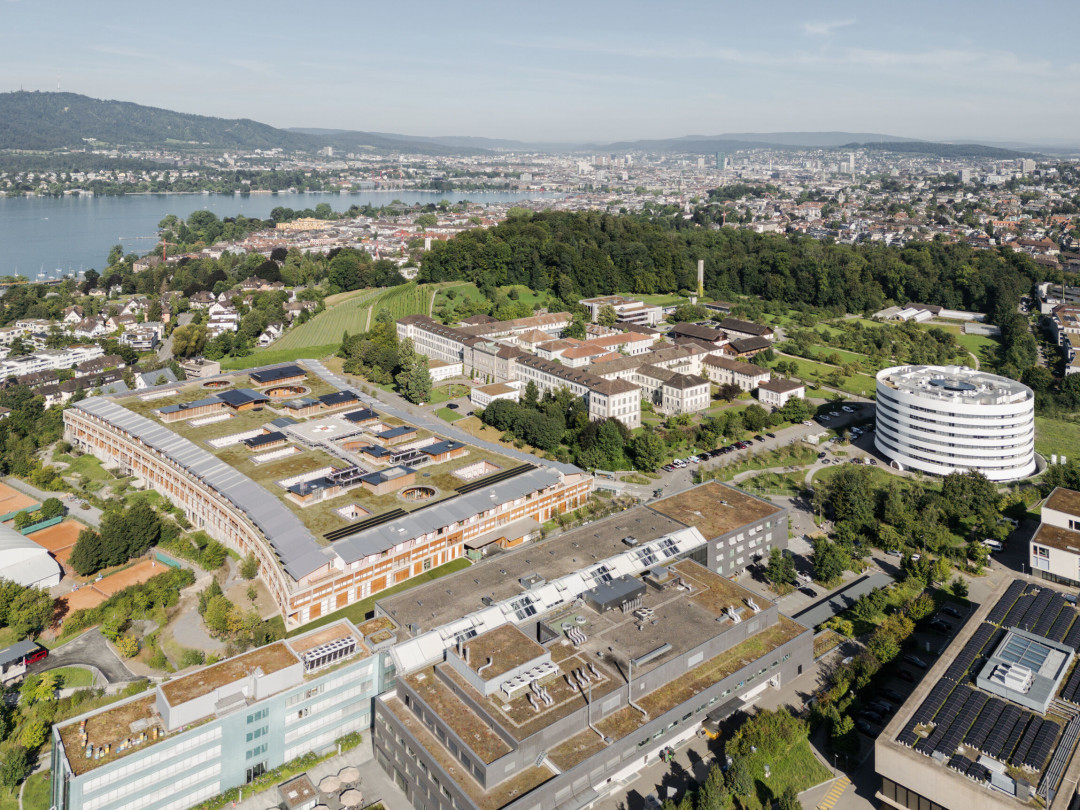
874 365 1036 481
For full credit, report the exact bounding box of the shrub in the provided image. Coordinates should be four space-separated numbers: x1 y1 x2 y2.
114 636 140 658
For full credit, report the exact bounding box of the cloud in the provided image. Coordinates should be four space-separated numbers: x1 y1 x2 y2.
801 18 855 36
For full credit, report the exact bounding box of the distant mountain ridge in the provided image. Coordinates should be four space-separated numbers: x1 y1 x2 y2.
0 92 483 155
0 91 1047 158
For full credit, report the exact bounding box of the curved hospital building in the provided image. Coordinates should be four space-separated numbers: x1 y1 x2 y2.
874 365 1036 482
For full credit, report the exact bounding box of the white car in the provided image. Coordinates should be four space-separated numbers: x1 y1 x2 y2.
842 406 854 413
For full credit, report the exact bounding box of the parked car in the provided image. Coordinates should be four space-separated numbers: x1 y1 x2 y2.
800 586 817 597
861 710 884 725
24 646 47 665
754 435 765 443
869 458 878 465
871 700 896 715
941 605 963 618
899 670 916 682
904 654 928 669
803 420 813 426
856 719 876 735
818 452 827 459
882 688 905 703
662 464 675 472
821 459 831 464
766 432 776 439
885 549 902 557
446 403 459 410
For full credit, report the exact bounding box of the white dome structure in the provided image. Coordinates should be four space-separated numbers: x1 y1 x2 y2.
0 524 62 589
874 365 1036 482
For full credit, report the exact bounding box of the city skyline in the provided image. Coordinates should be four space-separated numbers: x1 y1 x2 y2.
3 0 1079 145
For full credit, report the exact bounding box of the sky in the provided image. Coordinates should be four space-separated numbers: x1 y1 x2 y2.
3 0 1079 145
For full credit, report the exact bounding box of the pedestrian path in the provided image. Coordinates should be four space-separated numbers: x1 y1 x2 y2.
816 775 851 810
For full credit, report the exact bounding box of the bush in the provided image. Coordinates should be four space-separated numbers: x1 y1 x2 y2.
114 636 139 658
180 648 206 668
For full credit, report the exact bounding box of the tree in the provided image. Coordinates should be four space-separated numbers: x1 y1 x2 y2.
395 339 433 404
522 380 540 409
812 538 849 584
38 497 64 520
69 528 105 576
7 586 55 638
0 745 30 789
742 404 770 431
171 323 207 358
115 635 140 658
951 576 970 598
696 766 728 810
778 786 802 810
597 304 618 327
725 756 754 798
630 430 666 471
765 547 797 586
240 552 259 580
19 720 48 751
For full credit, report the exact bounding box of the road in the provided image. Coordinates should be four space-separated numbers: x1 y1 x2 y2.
30 628 135 684
158 312 194 362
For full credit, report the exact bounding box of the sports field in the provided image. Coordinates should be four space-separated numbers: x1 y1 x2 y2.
29 520 82 567
94 559 163 596
0 481 37 516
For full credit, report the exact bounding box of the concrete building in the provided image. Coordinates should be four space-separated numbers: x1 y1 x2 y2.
470 381 522 409
632 365 710 416
373 483 805 810
757 378 805 408
877 577 1080 810
579 295 663 326
179 358 221 379
51 620 394 810
874 365 1036 481
63 365 592 629
1031 488 1080 587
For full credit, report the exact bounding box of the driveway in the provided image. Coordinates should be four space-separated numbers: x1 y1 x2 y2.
31 628 135 684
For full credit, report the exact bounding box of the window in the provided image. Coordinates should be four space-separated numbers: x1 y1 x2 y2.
246 762 267 783
245 726 268 742
246 708 268 723
246 744 268 760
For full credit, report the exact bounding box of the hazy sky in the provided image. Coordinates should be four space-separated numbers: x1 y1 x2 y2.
4 0 1078 144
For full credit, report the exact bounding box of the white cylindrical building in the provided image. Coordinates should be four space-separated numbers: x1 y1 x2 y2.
874 365 1036 482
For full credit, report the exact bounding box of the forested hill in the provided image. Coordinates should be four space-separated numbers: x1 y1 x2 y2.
846 140 1034 159
0 92 479 154
418 210 1040 323
0 91 316 151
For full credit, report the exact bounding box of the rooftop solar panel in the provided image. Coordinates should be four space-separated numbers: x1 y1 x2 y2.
966 762 990 782
999 712 1030 762
1061 665 1080 705
1064 619 1080 652
1023 719 1060 771
984 704 1021 758
1003 593 1034 628
1012 717 1043 767
986 580 1027 625
1048 608 1076 643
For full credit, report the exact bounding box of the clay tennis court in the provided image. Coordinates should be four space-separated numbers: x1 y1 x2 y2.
29 520 82 553
60 587 108 614
92 559 163 597
0 481 37 516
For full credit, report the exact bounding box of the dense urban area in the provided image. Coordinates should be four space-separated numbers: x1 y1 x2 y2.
5 121 1080 810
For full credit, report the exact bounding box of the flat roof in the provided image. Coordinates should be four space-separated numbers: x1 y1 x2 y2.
249 364 306 384
1031 523 1080 554
454 624 546 682
378 505 686 637
1045 488 1080 520
877 365 1032 406
648 481 783 539
159 642 300 705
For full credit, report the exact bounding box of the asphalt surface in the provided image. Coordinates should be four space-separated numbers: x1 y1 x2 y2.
30 628 135 684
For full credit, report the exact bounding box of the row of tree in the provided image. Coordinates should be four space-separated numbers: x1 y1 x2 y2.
69 500 164 576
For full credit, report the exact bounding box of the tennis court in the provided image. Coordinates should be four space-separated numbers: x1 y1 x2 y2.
0 481 38 516
92 559 163 597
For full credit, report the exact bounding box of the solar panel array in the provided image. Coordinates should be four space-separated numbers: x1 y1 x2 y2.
1060 665 1080 705
895 579 1080 778
73 397 331 580
985 580 1027 625
1023 719 1061 772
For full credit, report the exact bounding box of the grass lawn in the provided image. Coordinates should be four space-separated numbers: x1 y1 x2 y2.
49 665 96 688
1035 416 1080 463
772 353 877 398
64 453 112 481
219 343 340 371
954 331 1001 369
616 291 690 307
811 463 904 489
434 407 463 423
21 772 51 810
803 344 872 366
427 384 470 404
0 627 18 648
0 787 18 810
705 445 819 482
287 558 471 636
743 738 832 809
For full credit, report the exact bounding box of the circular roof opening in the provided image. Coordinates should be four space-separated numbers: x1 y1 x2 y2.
929 378 975 392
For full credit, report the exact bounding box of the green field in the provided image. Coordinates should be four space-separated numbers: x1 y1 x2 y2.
428 384 470 404
616 292 690 307
772 353 877 397
955 331 1001 369
801 344 872 367
219 343 340 371
21 772 51 810
271 287 386 351
435 407 464 422
1036 416 1080 463
49 665 96 688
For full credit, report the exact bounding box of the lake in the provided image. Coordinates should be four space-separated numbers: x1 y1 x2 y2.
0 190 564 278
